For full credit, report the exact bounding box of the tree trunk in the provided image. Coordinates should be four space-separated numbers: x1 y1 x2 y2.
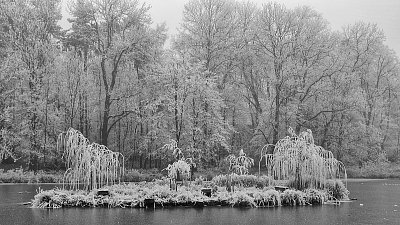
273 84 281 145
149 154 152 168
98 65 102 142
117 119 121 152
101 92 111 146
78 92 84 133
85 93 89 137
43 79 50 168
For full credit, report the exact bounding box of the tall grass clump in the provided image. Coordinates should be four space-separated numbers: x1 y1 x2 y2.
122 169 163 182
253 188 281 207
303 189 327 204
261 128 347 190
212 174 273 188
58 128 124 191
0 168 63 183
280 189 306 206
324 179 349 200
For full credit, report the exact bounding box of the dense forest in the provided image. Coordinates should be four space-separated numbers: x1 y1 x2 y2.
0 0 399 171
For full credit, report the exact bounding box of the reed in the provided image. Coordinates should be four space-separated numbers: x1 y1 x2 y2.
262 128 347 190
58 128 124 191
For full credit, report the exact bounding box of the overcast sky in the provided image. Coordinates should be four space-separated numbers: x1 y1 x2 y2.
60 0 400 57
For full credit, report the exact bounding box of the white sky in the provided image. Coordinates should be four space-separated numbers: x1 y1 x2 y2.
59 0 400 57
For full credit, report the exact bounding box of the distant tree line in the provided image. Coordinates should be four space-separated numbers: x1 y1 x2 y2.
0 0 399 171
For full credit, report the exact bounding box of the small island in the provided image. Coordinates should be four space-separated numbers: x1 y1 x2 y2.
1 1 399 224
32 128 349 209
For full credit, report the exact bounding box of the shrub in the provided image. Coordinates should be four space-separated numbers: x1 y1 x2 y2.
174 190 195 204
256 176 274 188
195 167 222 181
123 169 163 182
212 174 272 188
324 179 349 200
303 189 327 205
36 171 62 183
202 180 218 194
211 174 228 186
193 176 204 186
154 177 170 186
122 170 142 182
253 188 281 207
0 168 27 183
347 162 400 179
227 191 256 207
0 168 62 183
235 174 258 187
281 189 306 206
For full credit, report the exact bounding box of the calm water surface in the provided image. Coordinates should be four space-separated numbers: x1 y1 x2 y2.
0 179 399 225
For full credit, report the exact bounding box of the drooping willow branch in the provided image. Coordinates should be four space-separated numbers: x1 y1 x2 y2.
226 149 254 175
162 139 195 182
258 144 275 176
260 128 347 190
165 160 191 181
58 128 124 191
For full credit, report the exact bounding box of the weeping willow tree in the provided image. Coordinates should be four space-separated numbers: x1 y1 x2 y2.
261 128 346 190
58 128 124 191
165 160 192 181
162 140 195 182
226 149 254 175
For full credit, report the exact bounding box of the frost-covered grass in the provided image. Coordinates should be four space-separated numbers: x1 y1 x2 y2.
122 169 163 182
212 174 273 188
0 168 164 184
347 163 400 179
32 178 347 208
0 168 62 183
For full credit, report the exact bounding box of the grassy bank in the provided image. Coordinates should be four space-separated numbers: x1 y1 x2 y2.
347 163 400 179
32 178 348 209
122 169 164 182
3 165 398 185
0 168 63 183
0 168 164 184
3 161 400 184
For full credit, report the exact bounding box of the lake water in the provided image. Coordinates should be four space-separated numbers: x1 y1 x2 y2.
0 179 399 225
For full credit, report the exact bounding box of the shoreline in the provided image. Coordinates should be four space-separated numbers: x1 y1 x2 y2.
31 181 348 209
0 178 397 185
